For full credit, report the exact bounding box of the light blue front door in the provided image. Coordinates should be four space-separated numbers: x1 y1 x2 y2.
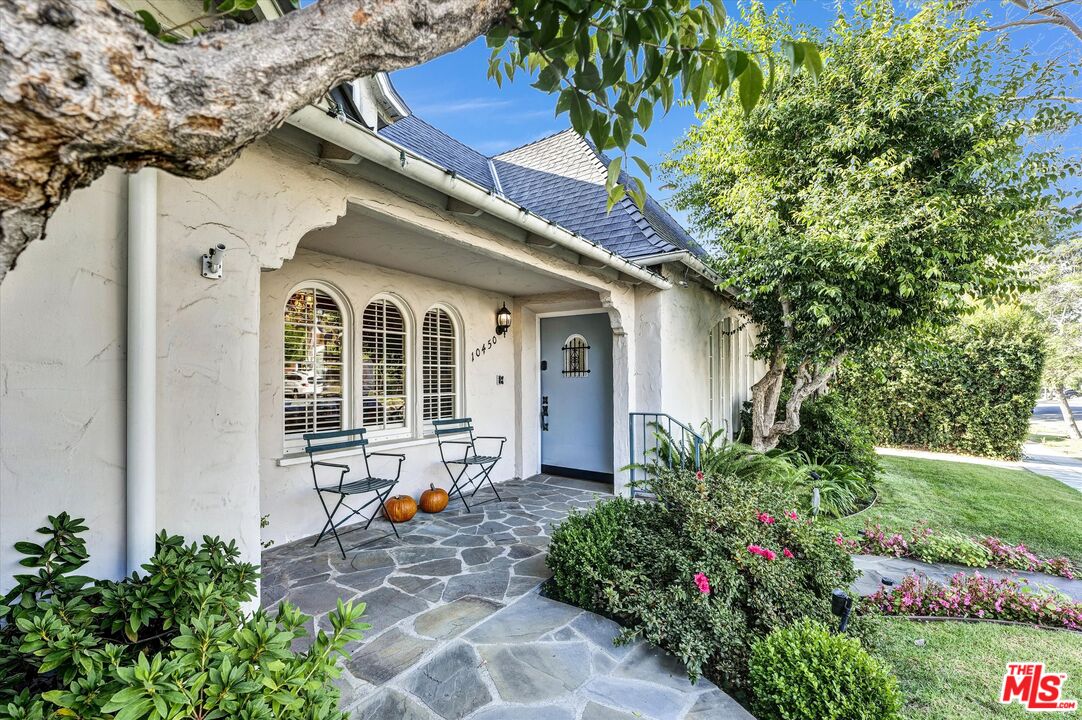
540 313 614 481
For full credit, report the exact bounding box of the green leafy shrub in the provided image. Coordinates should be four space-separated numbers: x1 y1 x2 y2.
0 513 367 719
547 497 646 611
835 305 1045 460
788 462 875 519
749 618 902 720
911 532 994 567
548 465 856 690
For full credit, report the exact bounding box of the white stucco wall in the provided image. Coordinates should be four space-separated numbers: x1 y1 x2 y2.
0 171 128 590
259 248 519 546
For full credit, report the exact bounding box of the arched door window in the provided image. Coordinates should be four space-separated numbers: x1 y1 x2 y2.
562 334 590 377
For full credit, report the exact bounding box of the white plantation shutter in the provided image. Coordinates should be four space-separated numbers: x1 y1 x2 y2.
283 286 346 453
361 298 409 432
422 308 458 424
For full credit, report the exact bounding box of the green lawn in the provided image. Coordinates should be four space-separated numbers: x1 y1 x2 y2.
870 618 1082 720
835 456 1082 563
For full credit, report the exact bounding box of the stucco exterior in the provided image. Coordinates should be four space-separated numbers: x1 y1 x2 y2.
0 116 760 593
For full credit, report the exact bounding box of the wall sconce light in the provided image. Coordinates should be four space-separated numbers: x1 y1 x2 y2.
495 302 512 336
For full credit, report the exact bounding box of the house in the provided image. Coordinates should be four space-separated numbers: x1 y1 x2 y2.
0 70 763 591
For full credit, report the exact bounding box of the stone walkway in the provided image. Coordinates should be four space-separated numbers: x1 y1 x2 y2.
261 475 751 720
851 554 1082 601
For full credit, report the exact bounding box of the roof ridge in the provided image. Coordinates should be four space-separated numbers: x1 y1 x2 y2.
492 127 581 160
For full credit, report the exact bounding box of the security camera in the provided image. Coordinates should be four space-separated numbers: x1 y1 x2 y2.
202 243 226 280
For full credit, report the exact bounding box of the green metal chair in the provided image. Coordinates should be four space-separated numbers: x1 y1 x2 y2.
304 427 404 557
434 418 505 512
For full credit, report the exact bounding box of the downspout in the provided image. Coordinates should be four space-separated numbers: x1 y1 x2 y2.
126 170 157 574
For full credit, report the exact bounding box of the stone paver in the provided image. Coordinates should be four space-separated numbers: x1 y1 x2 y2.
851 553 1082 600
261 475 751 719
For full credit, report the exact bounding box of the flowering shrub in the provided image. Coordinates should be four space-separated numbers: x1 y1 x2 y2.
848 523 1076 579
548 467 856 689
749 619 902 720
865 572 1082 631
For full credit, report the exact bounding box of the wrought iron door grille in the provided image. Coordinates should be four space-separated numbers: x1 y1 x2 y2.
562 336 590 377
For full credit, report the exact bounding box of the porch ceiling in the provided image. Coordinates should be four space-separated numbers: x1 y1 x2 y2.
299 208 583 296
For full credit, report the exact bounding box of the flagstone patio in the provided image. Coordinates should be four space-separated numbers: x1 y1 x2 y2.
260 475 753 719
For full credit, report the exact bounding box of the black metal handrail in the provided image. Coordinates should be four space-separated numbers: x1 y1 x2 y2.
627 412 705 496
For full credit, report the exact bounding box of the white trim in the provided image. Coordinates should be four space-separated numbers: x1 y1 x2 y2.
534 309 612 476
276 436 439 467
286 106 672 290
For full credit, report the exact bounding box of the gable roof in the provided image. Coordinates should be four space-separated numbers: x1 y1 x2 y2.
493 130 706 260
339 80 708 265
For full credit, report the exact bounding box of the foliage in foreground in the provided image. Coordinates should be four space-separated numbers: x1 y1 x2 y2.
749 618 902 720
865 572 1082 631
666 0 1077 451
644 421 875 519
0 513 367 719
842 523 1076 579
836 304 1045 460
769 391 880 483
547 466 856 689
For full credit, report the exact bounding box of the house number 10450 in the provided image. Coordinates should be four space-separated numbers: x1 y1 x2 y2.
470 335 498 361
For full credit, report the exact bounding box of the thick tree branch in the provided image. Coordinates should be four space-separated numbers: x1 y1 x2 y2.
0 0 513 281
998 0 1082 42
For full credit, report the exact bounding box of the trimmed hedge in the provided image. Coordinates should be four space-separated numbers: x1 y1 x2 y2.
749 619 902 720
835 305 1044 460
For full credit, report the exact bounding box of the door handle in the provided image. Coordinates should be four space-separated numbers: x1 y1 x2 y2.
541 396 549 431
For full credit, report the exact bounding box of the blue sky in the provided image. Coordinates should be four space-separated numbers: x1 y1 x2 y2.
388 1 1080 228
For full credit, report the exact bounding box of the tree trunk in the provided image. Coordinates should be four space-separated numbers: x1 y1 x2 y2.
0 0 512 283
749 346 845 452
1054 385 1082 440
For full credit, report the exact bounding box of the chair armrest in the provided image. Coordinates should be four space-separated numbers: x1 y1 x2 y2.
437 440 474 446
474 435 507 442
367 452 406 481
313 461 350 470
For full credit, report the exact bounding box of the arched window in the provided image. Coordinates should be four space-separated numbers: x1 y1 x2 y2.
283 284 347 453
562 334 590 377
361 297 409 433
422 307 458 424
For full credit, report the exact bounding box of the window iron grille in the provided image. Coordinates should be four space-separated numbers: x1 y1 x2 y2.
562 335 590 377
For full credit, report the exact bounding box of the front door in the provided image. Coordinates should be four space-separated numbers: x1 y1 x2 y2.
540 313 614 482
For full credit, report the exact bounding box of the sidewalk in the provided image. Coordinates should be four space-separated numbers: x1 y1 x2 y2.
875 445 1082 494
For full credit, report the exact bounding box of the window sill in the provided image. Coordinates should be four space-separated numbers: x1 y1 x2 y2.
276 436 440 467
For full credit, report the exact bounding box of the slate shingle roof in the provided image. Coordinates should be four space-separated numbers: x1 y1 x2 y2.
380 115 497 191
368 108 706 262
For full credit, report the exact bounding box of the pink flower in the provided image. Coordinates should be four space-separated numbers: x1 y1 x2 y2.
783 548 795 559
693 572 711 595
695 471 704 481
757 512 776 525
786 510 798 520
763 549 777 561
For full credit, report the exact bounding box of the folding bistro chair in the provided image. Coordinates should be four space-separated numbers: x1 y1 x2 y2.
304 428 405 558
434 418 506 513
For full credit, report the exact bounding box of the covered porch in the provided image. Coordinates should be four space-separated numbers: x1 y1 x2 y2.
257 197 646 550
260 474 747 719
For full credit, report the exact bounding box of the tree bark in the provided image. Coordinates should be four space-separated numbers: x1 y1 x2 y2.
0 0 513 282
749 346 846 452
1054 384 1082 439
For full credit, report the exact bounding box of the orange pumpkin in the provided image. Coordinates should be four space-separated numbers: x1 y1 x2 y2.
419 484 449 513
383 495 417 523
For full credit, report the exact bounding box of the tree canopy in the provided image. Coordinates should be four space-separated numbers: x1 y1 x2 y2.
0 0 824 282
665 0 1080 450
